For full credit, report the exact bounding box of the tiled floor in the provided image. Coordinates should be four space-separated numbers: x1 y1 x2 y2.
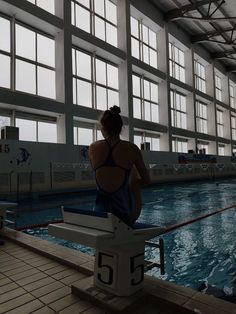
1 230 236 314
0 241 104 314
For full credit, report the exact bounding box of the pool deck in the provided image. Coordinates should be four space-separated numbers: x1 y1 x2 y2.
0 228 236 314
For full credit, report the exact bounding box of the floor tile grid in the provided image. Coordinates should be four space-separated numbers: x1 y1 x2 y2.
0 242 100 314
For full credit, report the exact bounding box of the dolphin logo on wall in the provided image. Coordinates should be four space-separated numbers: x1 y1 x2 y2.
16 148 31 165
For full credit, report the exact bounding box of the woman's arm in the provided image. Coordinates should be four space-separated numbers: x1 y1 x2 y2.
134 147 151 186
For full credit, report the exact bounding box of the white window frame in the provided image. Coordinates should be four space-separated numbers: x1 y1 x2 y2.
71 0 118 47
132 74 159 123
72 47 119 109
130 16 158 68
172 137 188 153
196 100 208 134
169 42 185 82
215 74 222 102
194 60 206 93
217 109 224 138
170 90 187 129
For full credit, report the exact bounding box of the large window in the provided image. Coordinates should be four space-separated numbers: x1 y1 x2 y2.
0 115 11 129
231 115 236 141
170 90 187 129
72 48 119 109
15 23 55 98
197 140 209 154
74 124 102 145
172 137 188 153
196 101 208 134
71 0 117 47
134 132 160 151
0 16 11 89
26 0 55 14
194 60 206 93
215 74 222 102
218 143 225 156
132 74 159 123
229 83 236 109
217 109 224 138
0 16 56 99
16 117 57 143
130 16 158 68
169 43 185 82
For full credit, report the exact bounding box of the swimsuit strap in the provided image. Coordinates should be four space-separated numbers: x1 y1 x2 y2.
95 139 129 171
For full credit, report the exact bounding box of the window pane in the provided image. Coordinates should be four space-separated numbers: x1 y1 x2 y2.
74 127 78 144
76 5 90 32
37 0 55 14
144 101 151 121
143 45 149 64
131 38 140 59
96 130 103 140
149 29 157 49
38 67 55 99
38 121 57 143
0 116 10 128
134 135 142 148
179 50 184 66
152 138 159 151
142 25 148 44
106 0 117 24
0 54 10 89
96 59 106 85
106 23 117 47
73 77 77 104
0 17 10 52
37 34 55 67
133 98 141 119
151 104 159 123
108 89 119 107
16 60 36 94
95 16 105 41
77 80 92 107
78 127 93 145
16 118 36 141
75 0 90 8
95 0 104 17
132 75 140 97
131 17 139 38
144 80 150 100
16 25 35 60
107 64 118 89
150 49 157 68
77 50 91 80
96 86 107 110
151 83 158 102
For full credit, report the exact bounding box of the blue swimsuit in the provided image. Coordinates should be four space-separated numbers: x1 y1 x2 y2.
94 139 134 224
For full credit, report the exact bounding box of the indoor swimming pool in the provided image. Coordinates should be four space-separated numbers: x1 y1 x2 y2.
17 178 236 298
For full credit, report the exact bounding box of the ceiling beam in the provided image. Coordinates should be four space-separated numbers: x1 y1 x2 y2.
170 16 236 22
212 50 236 59
192 27 236 43
165 0 222 21
226 66 236 72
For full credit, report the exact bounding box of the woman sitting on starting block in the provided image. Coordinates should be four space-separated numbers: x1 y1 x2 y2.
89 105 150 225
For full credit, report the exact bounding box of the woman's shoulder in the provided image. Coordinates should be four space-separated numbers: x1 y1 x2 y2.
120 140 139 150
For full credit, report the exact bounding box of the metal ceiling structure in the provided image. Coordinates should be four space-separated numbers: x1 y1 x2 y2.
149 0 236 72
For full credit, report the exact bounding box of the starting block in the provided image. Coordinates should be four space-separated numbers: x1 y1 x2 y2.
0 201 18 229
48 207 166 296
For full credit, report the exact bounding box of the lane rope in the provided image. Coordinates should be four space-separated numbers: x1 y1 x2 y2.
160 204 236 235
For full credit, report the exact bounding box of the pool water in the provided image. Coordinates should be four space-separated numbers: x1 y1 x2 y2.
21 178 236 295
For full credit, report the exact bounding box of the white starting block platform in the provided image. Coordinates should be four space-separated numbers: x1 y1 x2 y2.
49 206 166 298
0 201 18 229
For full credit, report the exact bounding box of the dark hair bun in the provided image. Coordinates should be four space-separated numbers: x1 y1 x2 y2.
109 105 121 115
